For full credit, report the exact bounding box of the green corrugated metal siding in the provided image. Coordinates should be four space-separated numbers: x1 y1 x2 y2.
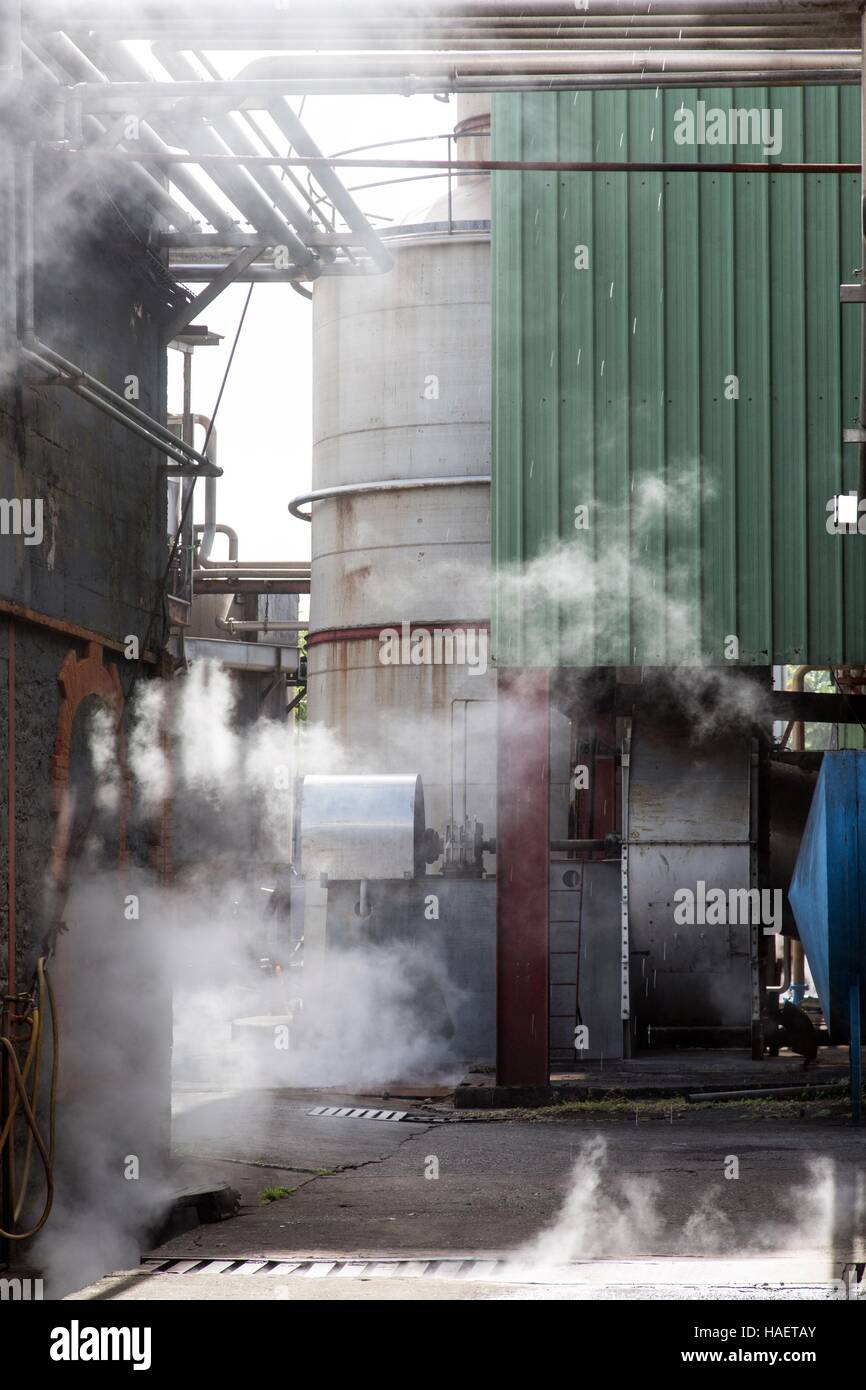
491 88 863 668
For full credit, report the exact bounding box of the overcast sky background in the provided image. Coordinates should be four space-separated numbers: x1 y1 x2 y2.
163 87 454 566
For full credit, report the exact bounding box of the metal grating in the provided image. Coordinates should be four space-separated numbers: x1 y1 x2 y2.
307 1105 442 1123
144 1256 508 1280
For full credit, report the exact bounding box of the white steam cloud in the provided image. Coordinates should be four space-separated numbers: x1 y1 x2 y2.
31 659 468 1295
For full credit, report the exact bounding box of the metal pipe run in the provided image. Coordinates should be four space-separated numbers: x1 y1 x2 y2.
194 522 238 562
73 152 864 177
77 33 859 53
33 29 231 235
215 618 308 635
196 561 311 574
194 578 310 594
89 41 315 261
236 48 861 79
167 265 318 284
21 350 217 474
257 99 394 275
27 0 860 37
68 50 863 106
22 348 220 476
151 43 324 249
174 415 219 557
65 35 387 272
289 475 491 521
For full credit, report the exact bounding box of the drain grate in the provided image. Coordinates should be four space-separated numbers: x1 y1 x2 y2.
144 1256 508 1280
307 1105 440 1123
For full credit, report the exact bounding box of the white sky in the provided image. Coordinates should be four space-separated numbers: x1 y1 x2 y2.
165 93 454 565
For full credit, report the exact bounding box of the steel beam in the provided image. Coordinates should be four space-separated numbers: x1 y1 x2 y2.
163 246 263 341
182 637 300 673
496 668 550 1088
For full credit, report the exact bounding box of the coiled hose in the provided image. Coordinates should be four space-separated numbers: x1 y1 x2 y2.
0 958 57 1240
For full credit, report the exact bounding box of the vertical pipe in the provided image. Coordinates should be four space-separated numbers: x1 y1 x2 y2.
859 7 866 501
7 621 14 1002
849 979 861 1124
0 1 22 85
496 668 550 1087
0 134 16 374
180 349 194 599
1 620 15 1262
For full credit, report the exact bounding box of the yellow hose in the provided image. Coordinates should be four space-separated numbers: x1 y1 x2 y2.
0 958 57 1240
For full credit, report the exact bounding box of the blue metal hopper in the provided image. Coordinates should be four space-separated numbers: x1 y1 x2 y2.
788 751 865 1122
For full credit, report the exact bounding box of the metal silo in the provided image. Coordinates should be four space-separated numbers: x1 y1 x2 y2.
304 99 496 862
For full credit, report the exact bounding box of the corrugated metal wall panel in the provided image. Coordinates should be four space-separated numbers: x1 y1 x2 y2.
491 87 862 668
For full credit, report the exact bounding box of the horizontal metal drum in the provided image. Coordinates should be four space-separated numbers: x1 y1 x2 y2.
299 774 426 881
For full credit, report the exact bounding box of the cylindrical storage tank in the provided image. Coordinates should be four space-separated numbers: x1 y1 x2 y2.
307 99 495 860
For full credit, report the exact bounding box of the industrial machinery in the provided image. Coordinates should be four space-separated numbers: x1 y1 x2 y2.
294 774 496 1064
790 751 866 1120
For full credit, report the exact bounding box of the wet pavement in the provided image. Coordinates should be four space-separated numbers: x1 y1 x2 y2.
64 1072 866 1301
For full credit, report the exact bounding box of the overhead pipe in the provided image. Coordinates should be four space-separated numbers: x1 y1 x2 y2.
152 43 326 250
216 618 308 635
163 263 319 283
20 35 202 235
259 100 394 275
194 575 310 590
67 34 255 235
72 51 862 107
26 0 858 29
197 561 311 573
78 12 859 46
69 73 862 100
234 48 861 78
105 153 864 175
190 46 339 245
70 33 384 273
93 40 316 263
34 29 229 235
158 34 859 53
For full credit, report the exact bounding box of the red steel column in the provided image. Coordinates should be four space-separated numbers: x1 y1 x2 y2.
496 667 550 1086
